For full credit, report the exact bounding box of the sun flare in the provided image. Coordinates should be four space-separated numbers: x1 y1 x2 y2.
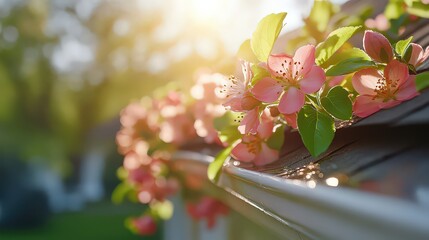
189 0 227 24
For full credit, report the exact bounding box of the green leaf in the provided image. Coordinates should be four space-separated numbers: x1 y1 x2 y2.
266 125 285 150
395 36 413 57
213 112 241 145
321 86 352 120
251 65 270 85
406 2 429 18
308 0 333 32
213 111 240 131
404 0 415 5
150 200 174 220
116 167 128 180
315 26 362 66
208 145 233 182
237 39 258 63
322 48 374 76
218 125 241 144
251 12 287 62
321 47 371 69
326 58 375 76
384 1 405 19
297 105 335 157
112 182 133 204
305 0 336 42
416 72 429 91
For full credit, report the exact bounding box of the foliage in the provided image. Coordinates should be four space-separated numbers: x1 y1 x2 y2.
251 13 287 62
315 26 362 66
297 105 335 157
321 86 353 120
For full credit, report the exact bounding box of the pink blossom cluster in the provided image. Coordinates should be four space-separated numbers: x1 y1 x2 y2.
191 73 227 144
186 196 229 229
353 30 425 117
116 74 230 235
129 215 157 236
222 30 427 165
223 46 326 165
117 93 193 205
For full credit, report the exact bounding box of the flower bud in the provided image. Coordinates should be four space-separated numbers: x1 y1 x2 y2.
269 106 280 117
363 30 394 63
240 95 260 110
131 216 157 235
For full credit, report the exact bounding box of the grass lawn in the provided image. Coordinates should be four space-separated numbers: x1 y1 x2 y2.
0 201 162 240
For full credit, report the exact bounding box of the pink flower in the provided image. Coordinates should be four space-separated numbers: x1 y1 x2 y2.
365 14 390 31
123 149 152 170
127 167 154 185
352 60 419 117
268 106 296 129
191 73 226 104
237 107 277 136
191 73 226 144
407 43 429 68
116 128 138 155
186 197 229 229
363 30 394 63
283 113 297 129
231 119 279 166
237 107 259 134
328 75 345 88
131 216 157 235
120 102 147 128
222 61 260 112
251 45 325 114
136 176 178 203
160 115 195 145
156 92 196 145
220 61 264 135
193 102 224 143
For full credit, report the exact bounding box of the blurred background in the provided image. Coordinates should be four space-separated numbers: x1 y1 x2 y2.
0 0 347 239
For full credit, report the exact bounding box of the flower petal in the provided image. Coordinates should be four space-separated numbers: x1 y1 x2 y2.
238 108 259 134
299 65 326 93
395 75 419 101
374 14 389 31
328 75 345 87
363 30 394 63
254 143 279 166
408 43 423 67
379 100 401 109
223 97 243 111
353 95 382 117
283 113 297 129
352 68 381 95
293 45 315 78
251 77 283 103
418 46 429 66
278 87 305 114
241 61 253 85
384 59 409 88
257 117 274 139
267 54 293 78
231 141 256 162
241 94 260 110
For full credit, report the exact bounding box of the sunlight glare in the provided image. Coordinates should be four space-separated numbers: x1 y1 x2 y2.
325 177 339 187
189 0 226 23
